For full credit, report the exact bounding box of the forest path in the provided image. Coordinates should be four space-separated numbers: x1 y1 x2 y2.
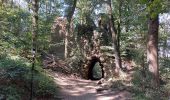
48 71 132 100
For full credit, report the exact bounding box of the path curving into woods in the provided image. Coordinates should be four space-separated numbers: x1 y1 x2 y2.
49 71 132 100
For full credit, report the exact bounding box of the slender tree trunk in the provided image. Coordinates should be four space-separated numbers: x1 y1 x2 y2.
117 0 122 47
117 0 122 69
30 0 39 99
108 0 122 75
117 22 120 50
64 32 69 58
147 14 160 87
65 0 77 59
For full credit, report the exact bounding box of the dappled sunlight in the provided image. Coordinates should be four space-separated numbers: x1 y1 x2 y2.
148 45 158 75
51 71 132 100
96 91 131 100
1 0 170 99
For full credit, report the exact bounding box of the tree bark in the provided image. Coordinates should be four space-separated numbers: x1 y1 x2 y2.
64 25 69 58
108 0 122 75
117 0 122 69
64 0 77 59
147 14 160 87
30 0 39 99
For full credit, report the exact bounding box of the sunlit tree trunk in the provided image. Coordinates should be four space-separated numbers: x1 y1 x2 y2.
108 0 122 75
30 0 39 99
64 32 69 58
147 8 160 87
65 0 77 59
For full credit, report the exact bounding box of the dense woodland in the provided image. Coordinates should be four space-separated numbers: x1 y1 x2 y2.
0 0 170 100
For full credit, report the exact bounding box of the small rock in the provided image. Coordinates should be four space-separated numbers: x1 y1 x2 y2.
97 80 102 85
97 78 105 85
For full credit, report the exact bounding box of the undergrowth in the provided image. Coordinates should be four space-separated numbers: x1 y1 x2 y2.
109 61 170 100
0 54 59 100
132 67 170 100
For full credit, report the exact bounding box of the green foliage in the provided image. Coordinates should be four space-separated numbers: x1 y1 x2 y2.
0 5 32 57
140 0 165 19
0 55 59 99
132 69 152 89
92 62 102 79
122 48 144 65
132 68 169 100
148 0 162 19
160 58 170 74
132 69 153 99
0 56 29 80
0 0 169 99
33 72 58 97
160 58 170 98
0 1 60 57
139 0 148 4
66 50 84 74
133 91 150 100
0 85 22 100
0 0 61 99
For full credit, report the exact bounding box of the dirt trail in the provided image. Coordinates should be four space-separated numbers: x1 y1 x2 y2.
49 72 132 100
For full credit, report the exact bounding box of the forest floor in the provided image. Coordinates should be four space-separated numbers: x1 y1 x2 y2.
47 71 132 100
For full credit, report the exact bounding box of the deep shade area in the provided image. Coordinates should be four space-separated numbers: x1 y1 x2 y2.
87 57 104 80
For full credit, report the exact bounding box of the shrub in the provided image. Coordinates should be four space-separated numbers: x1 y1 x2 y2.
0 85 22 100
0 55 59 99
132 67 169 100
33 72 58 97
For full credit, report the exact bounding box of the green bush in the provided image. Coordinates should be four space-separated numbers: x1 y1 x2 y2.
132 68 153 89
0 57 29 80
66 51 84 74
34 72 58 97
160 58 170 75
0 85 22 100
0 55 59 99
132 68 169 100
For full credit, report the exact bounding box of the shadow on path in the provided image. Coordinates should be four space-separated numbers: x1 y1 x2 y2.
51 72 132 100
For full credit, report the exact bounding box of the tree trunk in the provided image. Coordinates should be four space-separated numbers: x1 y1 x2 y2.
147 14 160 87
117 0 122 70
64 32 69 58
30 0 39 99
108 0 122 75
65 0 77 59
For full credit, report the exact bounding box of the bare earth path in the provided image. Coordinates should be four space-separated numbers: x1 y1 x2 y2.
49 72 132 100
